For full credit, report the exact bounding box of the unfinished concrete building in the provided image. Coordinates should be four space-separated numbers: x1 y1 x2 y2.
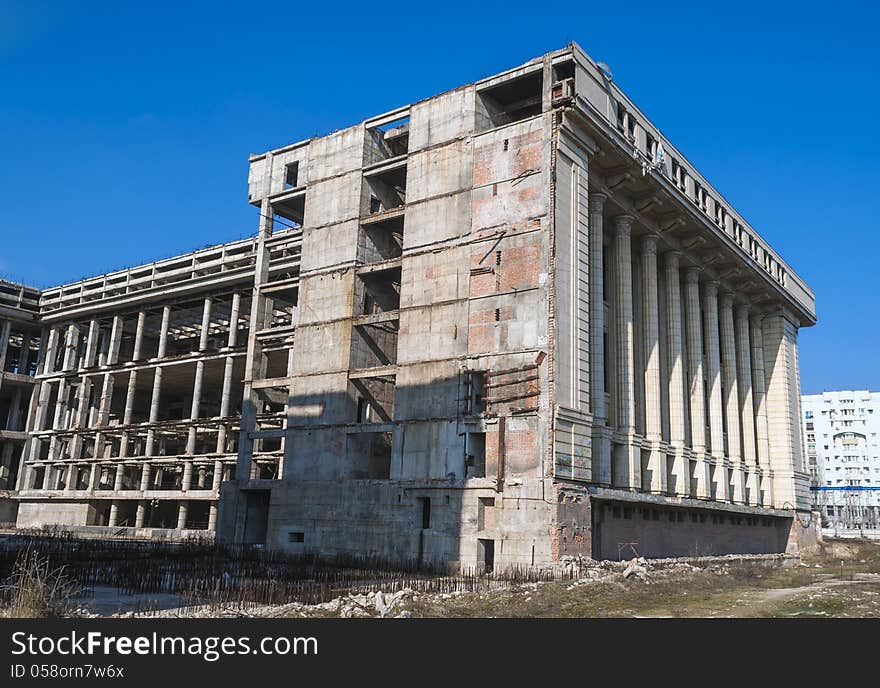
7 43 818 564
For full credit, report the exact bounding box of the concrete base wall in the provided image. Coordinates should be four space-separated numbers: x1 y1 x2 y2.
218 478 556 570
16 501 94 529
591 498 792 560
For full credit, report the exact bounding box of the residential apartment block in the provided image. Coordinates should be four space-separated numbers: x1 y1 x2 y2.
802 391 880 529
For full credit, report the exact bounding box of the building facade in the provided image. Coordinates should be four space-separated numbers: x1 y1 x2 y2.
2 43 817 564
802 391 880 529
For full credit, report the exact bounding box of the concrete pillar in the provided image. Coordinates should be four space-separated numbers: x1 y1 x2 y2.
83 319 99 369
736 304 760 505
684 268 709 497
750 313 773 505
119 369 138 458
642 236 664 492
612 215 638 489
177 501 188 530
702 280 728 501
228 292 241 348
212 459 223 491
135 502 146 528
18 328 31 375
216 293 241 455
0 319 12 373
208 503 218 531
182 460 193 492
62 323 78 371
65 464 77 492
187 360 204 454
107 315 123 366
132 311 146 361
139 462 152 492
719 291 744 502
145 306 171 457
42 327 59 375
52 379 68 430
664 252 687 494
587 194 610 485
157 306 171 359
109 500 120 527
199 297 212 351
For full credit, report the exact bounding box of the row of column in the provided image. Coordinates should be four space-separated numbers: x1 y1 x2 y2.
21 293 242 531
588 192 782 506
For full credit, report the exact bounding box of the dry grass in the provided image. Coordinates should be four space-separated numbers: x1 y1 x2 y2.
0 548 78 618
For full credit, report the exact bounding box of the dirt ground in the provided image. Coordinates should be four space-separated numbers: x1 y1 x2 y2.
397 539 880 619
120 538 880 619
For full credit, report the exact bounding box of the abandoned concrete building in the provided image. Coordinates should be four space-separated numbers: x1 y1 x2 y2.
2 43 818 564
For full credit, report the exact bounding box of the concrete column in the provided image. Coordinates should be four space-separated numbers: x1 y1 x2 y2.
664 252 687 493
62 324 78 371
228 293 241 348
88 463 99 491
199 297 212 351
684 268 709 497
613 215 639 489
642 237 664 492
119 370 137 459
719 291 744 502
42 328 59 375
135 502 146 528
216 293 240 455
83 320 99 369
588 193 610 485
182 461 193 492
0 319 12 373
107 315 123 366
18 329 31 375
177 501 188 530
208 503 218 531
750 313 773 505
212 459 223 491
702 280 728 501
157 306 171 359
52 379 68 430
187 360 204 454
109 499 120 527
139 462 152 491
65 464 77 492
132 311 146 361
737 304 760 505
145 306 171 457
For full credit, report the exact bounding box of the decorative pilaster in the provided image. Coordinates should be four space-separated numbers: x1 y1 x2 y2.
719 291 744 502
589 193 611 485
642 236 664 492
613 215 639 489
736 304 760 505
684 268 709 497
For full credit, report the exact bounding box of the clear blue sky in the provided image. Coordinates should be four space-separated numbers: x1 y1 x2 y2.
1 1 876 394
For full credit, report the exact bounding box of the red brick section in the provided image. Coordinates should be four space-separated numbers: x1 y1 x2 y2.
552 488 592 559
468 241 541 298
473 130 543 187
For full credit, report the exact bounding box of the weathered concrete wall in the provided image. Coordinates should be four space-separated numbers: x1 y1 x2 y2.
16 500 93 528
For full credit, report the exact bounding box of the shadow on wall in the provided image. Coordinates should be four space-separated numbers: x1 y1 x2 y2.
217 365 549 572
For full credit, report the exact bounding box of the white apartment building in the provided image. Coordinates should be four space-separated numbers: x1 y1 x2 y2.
802 391 880 528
